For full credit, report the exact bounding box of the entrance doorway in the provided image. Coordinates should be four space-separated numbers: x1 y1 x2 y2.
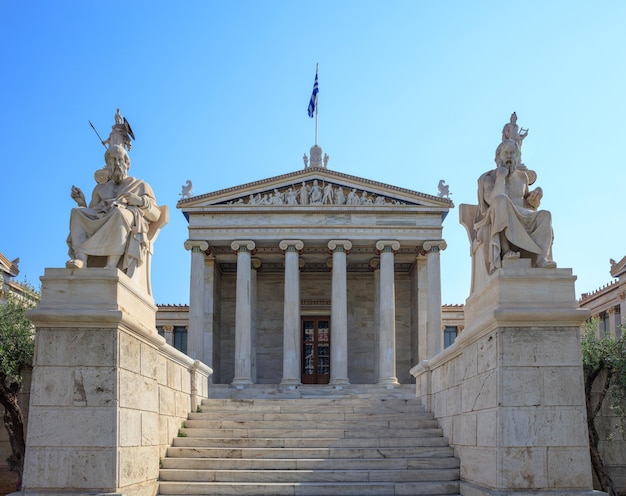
301 317 330 384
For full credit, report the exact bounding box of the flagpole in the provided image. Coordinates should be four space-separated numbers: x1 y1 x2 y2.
315 63 319 146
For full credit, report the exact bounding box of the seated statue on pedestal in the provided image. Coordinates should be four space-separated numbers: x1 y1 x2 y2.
66 144 166 294
461 114 556 294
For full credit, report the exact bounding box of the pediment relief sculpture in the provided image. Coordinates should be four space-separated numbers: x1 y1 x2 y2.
223 179 408 207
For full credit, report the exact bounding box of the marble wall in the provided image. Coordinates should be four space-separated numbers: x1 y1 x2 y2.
215 270 415 384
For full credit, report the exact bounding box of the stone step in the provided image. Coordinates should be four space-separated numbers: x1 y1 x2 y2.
165 446 454 459
159 467 460 483
159 394 459 496
171 435 451 448
158 480 460 496
207 384 417 401
179 427 444 438
200 398 424 412
182 418 440 430
188 411 434 421
161 456 459 471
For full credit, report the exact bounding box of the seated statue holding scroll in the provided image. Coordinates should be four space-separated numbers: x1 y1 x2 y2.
474 138 556 275
66 144 162 282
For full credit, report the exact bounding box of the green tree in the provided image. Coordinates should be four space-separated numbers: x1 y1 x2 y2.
0 283 37 487
581 320 626 496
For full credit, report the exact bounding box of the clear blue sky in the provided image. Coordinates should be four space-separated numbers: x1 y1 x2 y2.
2 1 625 305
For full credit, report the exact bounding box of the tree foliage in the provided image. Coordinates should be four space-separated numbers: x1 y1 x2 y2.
581 319 626 496
0 282 37 487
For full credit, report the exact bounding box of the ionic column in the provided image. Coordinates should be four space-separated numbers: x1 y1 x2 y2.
423 240 447 359
204 254 217 382
251 258 261 383
231 240 256 387
279 240 304 386
376 240 400 386
370 259 381 382
184 240 209 361
328 240 352 386
416 253 429 363
163 325 174 347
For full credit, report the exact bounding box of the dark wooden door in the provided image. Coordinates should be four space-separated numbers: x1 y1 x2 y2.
301 317 330 384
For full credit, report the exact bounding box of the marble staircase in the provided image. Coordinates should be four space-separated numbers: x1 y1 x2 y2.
159 387 460 496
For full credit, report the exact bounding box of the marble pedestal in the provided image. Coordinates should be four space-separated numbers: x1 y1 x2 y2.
412 259 601 496
20 268 165 496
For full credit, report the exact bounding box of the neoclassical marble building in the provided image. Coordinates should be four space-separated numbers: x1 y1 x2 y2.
177 153 452 386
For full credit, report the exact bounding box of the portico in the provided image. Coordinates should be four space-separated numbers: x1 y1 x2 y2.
179 165 451 386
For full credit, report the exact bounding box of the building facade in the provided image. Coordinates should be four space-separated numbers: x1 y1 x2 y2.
176 161 452 386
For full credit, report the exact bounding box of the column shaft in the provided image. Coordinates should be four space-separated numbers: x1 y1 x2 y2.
280 240 303 386
231 240 255 386
204 256 216 382
329 240 351 386
376 241 400 386
424 241 446 359
416 254 429 363
184 240 208 361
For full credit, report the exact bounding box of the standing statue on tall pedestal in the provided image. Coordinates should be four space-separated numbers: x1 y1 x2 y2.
461 113 555 294
102 108 135 151
501 111 528 149
66 143 166 295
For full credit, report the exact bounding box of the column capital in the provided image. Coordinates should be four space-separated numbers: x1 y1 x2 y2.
369 258 380 271
328 239 352 253
231 240 256 253
184 240 209 253
375 240 400 254
251 258 262 270
279 239 304 253
421 240 447 254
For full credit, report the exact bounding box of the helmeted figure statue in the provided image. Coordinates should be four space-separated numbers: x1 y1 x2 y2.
102 108 135 151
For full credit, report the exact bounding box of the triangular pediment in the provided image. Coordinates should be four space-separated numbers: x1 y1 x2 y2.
178 167 452 210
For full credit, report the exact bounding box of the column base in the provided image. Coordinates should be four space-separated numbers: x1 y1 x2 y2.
231 378 253 388
329 378 350 386
377 377 399 386
279 378 301 388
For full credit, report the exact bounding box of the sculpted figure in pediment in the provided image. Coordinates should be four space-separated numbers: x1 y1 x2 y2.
334 186 346 205
310 180 322 204
298 181 310 205
285 187 298 205
322 182 334 204
346 188 359 205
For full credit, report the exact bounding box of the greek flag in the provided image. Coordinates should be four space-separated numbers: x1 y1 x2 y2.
307 72 318 118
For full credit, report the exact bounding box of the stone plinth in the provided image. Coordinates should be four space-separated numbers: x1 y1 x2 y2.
412 259 598 496
20 268 210 496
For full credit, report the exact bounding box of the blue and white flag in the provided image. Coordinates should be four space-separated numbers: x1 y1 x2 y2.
307 72 318 118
